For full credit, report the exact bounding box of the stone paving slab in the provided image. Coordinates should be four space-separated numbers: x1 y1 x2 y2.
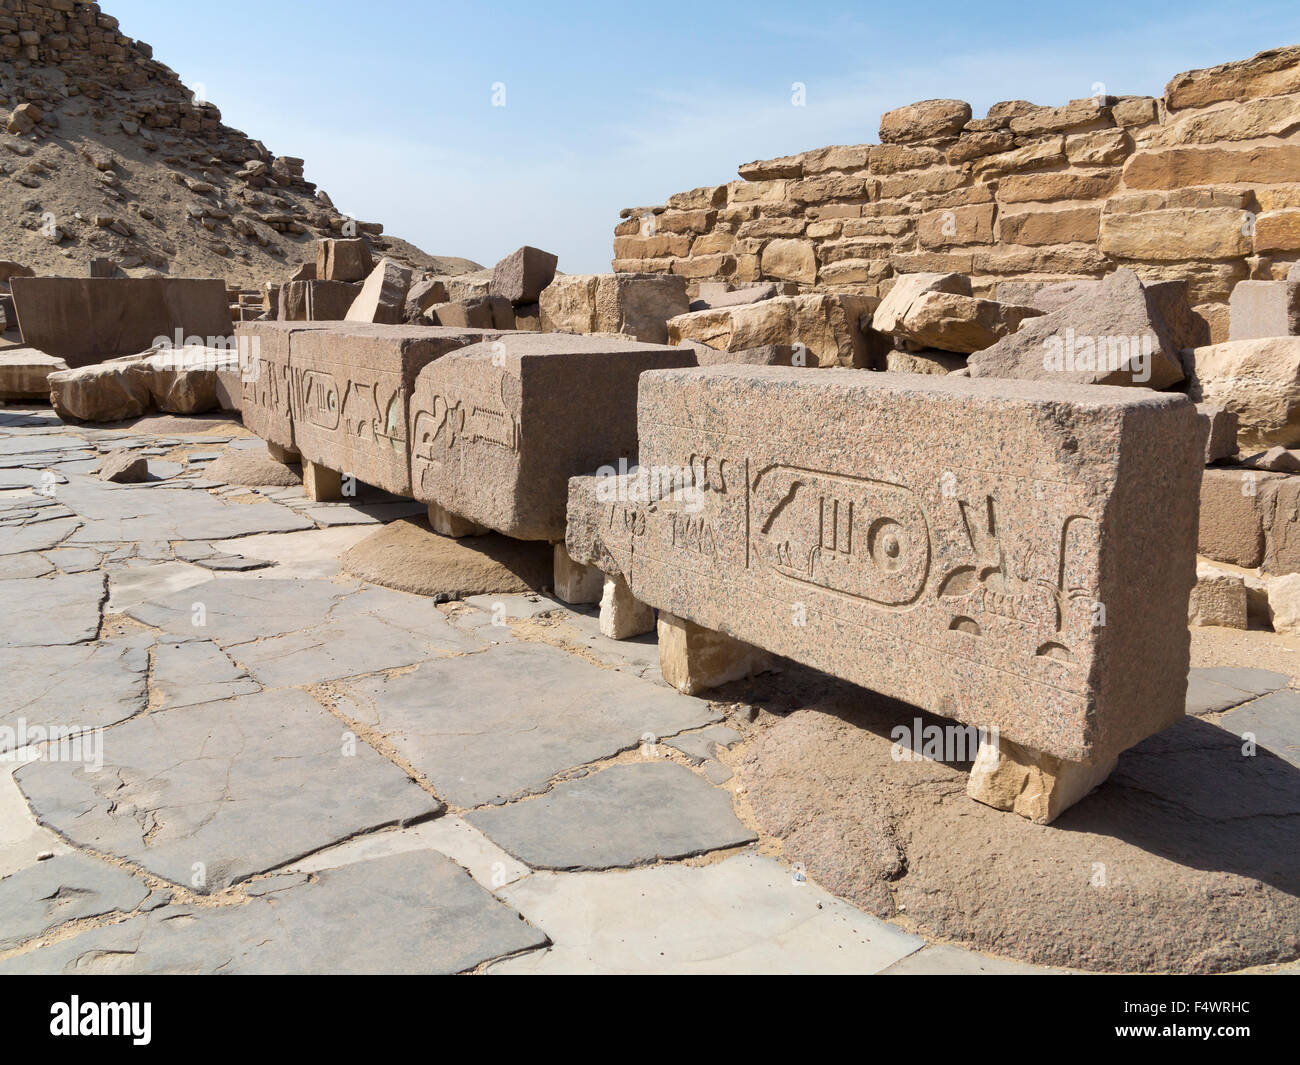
467 762 756 869
0 850 546 975
0 634 149 744
879 943 1073 975
0 571 105 646
665 725 743 763
0 852 150 952
1221 689 1300 768
0 516 80 556
1186 666 1291 715
152 638 260 709
332 641 720 807
127 577 354 645
0 553 54 579
491 852 923 974
15 689 443 893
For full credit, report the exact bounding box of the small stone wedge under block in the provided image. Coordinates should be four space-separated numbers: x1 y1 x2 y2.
967 733 1118 824
600 575 655 639
658 611 770 696
427 501 488 538
553 543 604 604
302 460 343 502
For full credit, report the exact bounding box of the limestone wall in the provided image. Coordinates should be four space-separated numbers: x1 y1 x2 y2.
613 45 1300 343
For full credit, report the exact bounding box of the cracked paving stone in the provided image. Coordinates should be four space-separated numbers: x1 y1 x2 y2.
466 761 756 869
0 634 150 745
0 852 151 952
0 434 87 457
490 852 921 975
332 640 721 807
52 475 313 544
0 850 547 974
42 547 102 574
14 689 443 893
1221 689 1300 768
664 725 742 764
152 639 260 710
879 944 1073 974
1186 667 1291 716
126 577 354 645
0 552 54 580
0 516 80 556
0 469 65 489
0 571 106 647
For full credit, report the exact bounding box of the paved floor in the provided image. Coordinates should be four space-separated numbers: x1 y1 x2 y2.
0 405 1296 974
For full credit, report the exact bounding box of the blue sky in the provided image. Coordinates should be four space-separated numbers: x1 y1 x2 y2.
111 0 1300 273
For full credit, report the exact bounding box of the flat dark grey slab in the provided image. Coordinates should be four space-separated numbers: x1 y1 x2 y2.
0 516 80 556
467 762 756 870
333 641 720 807
0 851 547 974
15 689 443 893
0 853 150 951
0 552 54 579
1222 689 1300 768
0 571 105 647
127 577 352 645
152 639 260 709
43 547 101 574
1186 667 1290 716
0 634 149 745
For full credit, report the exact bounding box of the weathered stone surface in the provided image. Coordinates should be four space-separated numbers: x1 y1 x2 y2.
345 258 412 326
0 347 66 400
491 246 558 304
884 349 967 375
879 99 972 143
871 272 971 335
0 853 150 952
408 333 694 540
967 734 1118 824
553 542 604 604
1189 564 1248 628
1229 280 1300 341
668 294 871 368
203 449 302 486
1183 338 1300 448
15 688 442 893
0 851 547 975
339 516 551 599
331 641 719 807
1198 404 1239 463
1100 207 1252 261
1123 145 1300 189
600 574 655 639
572 366 1202 763
127 349 225 414
894 292 1042 354
1220 688 1300 768
97 448 148 482
49 362 152 421
278 280 360 321
1165 45 1300 110
467 762 755 869
0 636 148 741
539 273 689 343
761 238 817 284
968 269 1186 388
316 237 373 282
493 853 923 974
9 278 232 367
0 572 105 647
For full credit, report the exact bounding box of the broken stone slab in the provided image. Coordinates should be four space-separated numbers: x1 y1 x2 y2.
0 347 66 400
466 762 756 870
48 362 152 422
331 640 720 807
491 246 558 305
278 279 361 321
967 268 1186 388
426 298 494 329
345 257 412 326
404 277 449 320
9 277 233 368
668 293 873 368
0 853 150 952
1183 337 1300 449
316 237 373 282
1188 562 1248 628
0 851 547 975
1242 445 1300 473
1229 278 1300 341
884 349 967 375
893 291 1043 354
689 281 781 311
97 448 148 482
871 272 971 335
14 688 443 894
568 365 1204 782
125 349 230 415
408 332 695 540
539 273 690 344
0 571 105 647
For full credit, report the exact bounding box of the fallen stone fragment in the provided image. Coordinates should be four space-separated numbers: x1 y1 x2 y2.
1198 403 1239 463
669 294 872 367
540 273 689 344
491 245 558 304
871 272 971 335
1184 337 1300 448
0 347 67 400
894 291 1043 354
316 237 373 282
0 853 150 952
48 362 152 422
346 257 412 325
1188 563 1249 628
97 448 149 482
1242 445 1300 473
1229 278 1300 341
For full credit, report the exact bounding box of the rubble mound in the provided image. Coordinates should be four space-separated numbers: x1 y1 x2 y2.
0 0 478 286
204 449 300 487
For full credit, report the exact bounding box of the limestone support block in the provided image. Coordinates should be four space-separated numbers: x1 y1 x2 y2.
302 460 342 502
599 575 656 639
658 612 770 696
408 333 695 540
539 273 689 343
1189 563 1249 628
1228 280 1300 342
1184 337 1300 448
553 543 604 604
266 441 300 464
568 366 1204 764
966 733 1117 824
427 501 488 538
